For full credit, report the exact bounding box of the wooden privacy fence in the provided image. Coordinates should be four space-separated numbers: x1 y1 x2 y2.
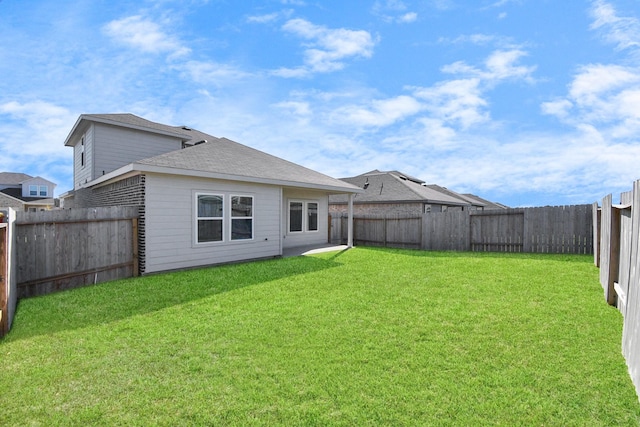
0 223 8 337
595 180 640 400
15 206 139 298
330 204 593 254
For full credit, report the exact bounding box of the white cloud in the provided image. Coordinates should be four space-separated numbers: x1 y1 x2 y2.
540 99 573 118
330 95 423 127
590 0 640 52
102 15 191 58
278 18 377 75
247 9 294 24
544 63 640 133
484 49 535 81
178 60 252 86
247 13 281 24
442 49 535 82
0 100 76 186
272 100 312 117
398 12 418 23
372 1 418 23
569 64 640 104
414 78 489 129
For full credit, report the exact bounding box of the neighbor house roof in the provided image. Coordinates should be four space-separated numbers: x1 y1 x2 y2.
78 114 362 194
329 170 470 206
64 113 191 146
424 184 486 209
461 193 509 210
0 172 33 185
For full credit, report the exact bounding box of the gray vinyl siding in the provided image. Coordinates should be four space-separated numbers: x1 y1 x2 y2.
143 173 282 273
20 177 56 198
74 124 93 189
92 123 182 180
282 188 330 249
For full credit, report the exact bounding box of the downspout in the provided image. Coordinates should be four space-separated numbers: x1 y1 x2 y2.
348 193 354 248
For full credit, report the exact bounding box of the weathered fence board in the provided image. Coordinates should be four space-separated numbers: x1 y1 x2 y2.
423 210 470 251
594 180 640 402
621 180 640 399
472 209 524 252
331 204 592 254
599 194 620 305
15 207 139 298
616 190 634 315
593 202 601 267
0 223 8 336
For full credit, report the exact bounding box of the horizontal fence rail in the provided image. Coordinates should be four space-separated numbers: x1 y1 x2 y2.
331 204 593 255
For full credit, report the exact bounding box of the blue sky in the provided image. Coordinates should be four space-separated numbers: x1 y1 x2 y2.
1 0 639 207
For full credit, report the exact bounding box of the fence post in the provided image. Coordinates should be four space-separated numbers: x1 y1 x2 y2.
0 224 7 337
132 217 139 277
600 194 620 305
592 202 601 266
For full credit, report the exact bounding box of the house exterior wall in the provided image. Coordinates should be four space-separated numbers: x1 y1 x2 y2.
64 174 147 273
72 123 182 189
20 177 56 198
92 123 182 180
282 188 329 249
329 202 448 216
73 124 94 189
143 173 282 274
0 193 23 210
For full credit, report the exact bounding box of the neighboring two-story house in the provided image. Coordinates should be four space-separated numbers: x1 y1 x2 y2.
329 170 498 215
0 172 57 212
60 113 361 274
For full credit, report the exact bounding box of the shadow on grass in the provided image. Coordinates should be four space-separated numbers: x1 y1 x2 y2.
6 255 343 342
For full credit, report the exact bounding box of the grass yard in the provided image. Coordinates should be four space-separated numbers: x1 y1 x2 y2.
2 247 639 426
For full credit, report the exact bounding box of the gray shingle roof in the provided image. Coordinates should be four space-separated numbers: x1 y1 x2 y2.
425 184 485 207
0 172 33 185
79 114 360 193
64 113 191 147
329 171 469 205
462 193 509 209
136 132 359 192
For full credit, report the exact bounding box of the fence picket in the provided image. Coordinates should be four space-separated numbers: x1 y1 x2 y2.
15 207 139 298
331 204 592 254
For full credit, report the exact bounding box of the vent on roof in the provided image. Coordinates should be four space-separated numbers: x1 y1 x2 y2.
181 126 192 131
194 140 207 145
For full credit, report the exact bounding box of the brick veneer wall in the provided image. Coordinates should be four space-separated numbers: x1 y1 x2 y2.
65 175 146 274
329 202 425 216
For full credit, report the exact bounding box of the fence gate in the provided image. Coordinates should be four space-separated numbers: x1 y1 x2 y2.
471 210 525 252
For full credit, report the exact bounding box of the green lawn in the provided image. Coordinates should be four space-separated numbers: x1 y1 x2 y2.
2 248 639 426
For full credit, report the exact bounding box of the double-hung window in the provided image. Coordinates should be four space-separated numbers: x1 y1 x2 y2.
197 194 223 243
196 193 254 243
29 185 37 196
39 186 48 197
231 196 253 240
289 200 319 233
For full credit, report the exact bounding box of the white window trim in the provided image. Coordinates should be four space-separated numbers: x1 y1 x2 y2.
288 199 320 234
195 192 224 244
230 194 254 241
29 185 37 196
194 192 255 245
39 185 48 197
